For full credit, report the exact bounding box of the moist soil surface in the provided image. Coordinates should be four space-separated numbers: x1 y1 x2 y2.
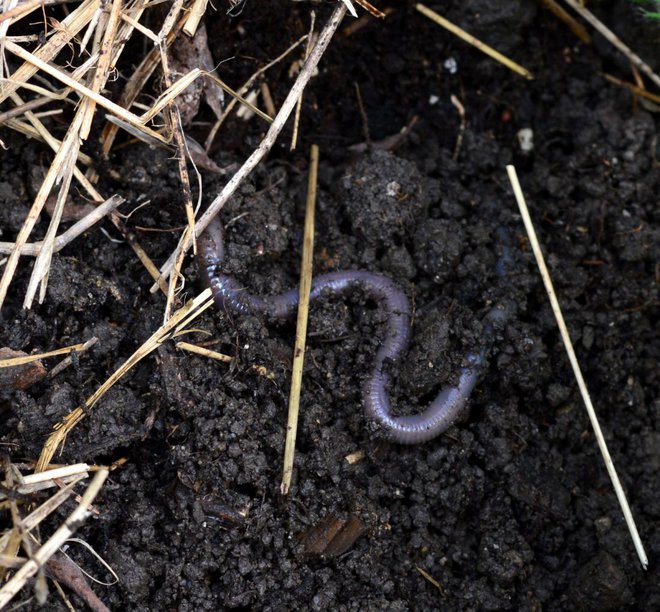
1 1 658 610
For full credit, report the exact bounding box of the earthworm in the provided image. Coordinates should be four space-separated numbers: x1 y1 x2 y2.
198 217 512 444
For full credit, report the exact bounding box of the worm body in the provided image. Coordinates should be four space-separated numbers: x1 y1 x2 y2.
199 217 509 444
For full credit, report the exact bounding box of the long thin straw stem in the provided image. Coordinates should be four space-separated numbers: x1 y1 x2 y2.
506 165 648 570
280 145 319 496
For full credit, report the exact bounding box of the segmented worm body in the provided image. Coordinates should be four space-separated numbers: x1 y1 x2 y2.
199 217 509 444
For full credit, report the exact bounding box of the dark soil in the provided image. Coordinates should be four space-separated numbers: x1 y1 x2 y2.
1 1 658 610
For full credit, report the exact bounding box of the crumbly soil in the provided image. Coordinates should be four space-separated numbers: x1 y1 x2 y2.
1 1 658 610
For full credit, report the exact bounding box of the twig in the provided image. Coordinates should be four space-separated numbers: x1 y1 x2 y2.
506 165 648 570
0 195 123 256
0 475 87 553
0 0 100 104
44 554 109 612
601 72 660 105
561 0 660 90
157 0 198 321
416 3 533 80
19 464 90 486
0 469 108 609
539 0 591 44
0 343 88 367
175 341 233 363
4 40 170 145
151 3 347 291
48 337 98 379
184 0 208 36
291 13 316 151
281 144 319 496
0 95 52 122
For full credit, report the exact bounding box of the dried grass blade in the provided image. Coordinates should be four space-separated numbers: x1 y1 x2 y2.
601 72 660 105
0 469 108 609
101 7 188 154
157 1 200 320
506 165 648 570
20 464 90 485
24 151 76 307
416 3 533 79
36 288 215 471
204 33 308 150
0 94 52 122
4 40 168 143
0 113 81 309
141 68 273 126
561 0 660 90
0 0 100 103
152 3 347 289
281 144 318 495
0 0 21 80
0 0 74 24
0 475 87 554
6 91 94 164
0 342 88 367
79 0 123 139
175 341 232 363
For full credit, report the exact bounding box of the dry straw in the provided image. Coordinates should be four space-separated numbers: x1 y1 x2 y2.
561 0 660 90
416 3 533 80
151 3 348 289
36 289 215 471
281 144 319 495
506 165 648 570
0 469 108 608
